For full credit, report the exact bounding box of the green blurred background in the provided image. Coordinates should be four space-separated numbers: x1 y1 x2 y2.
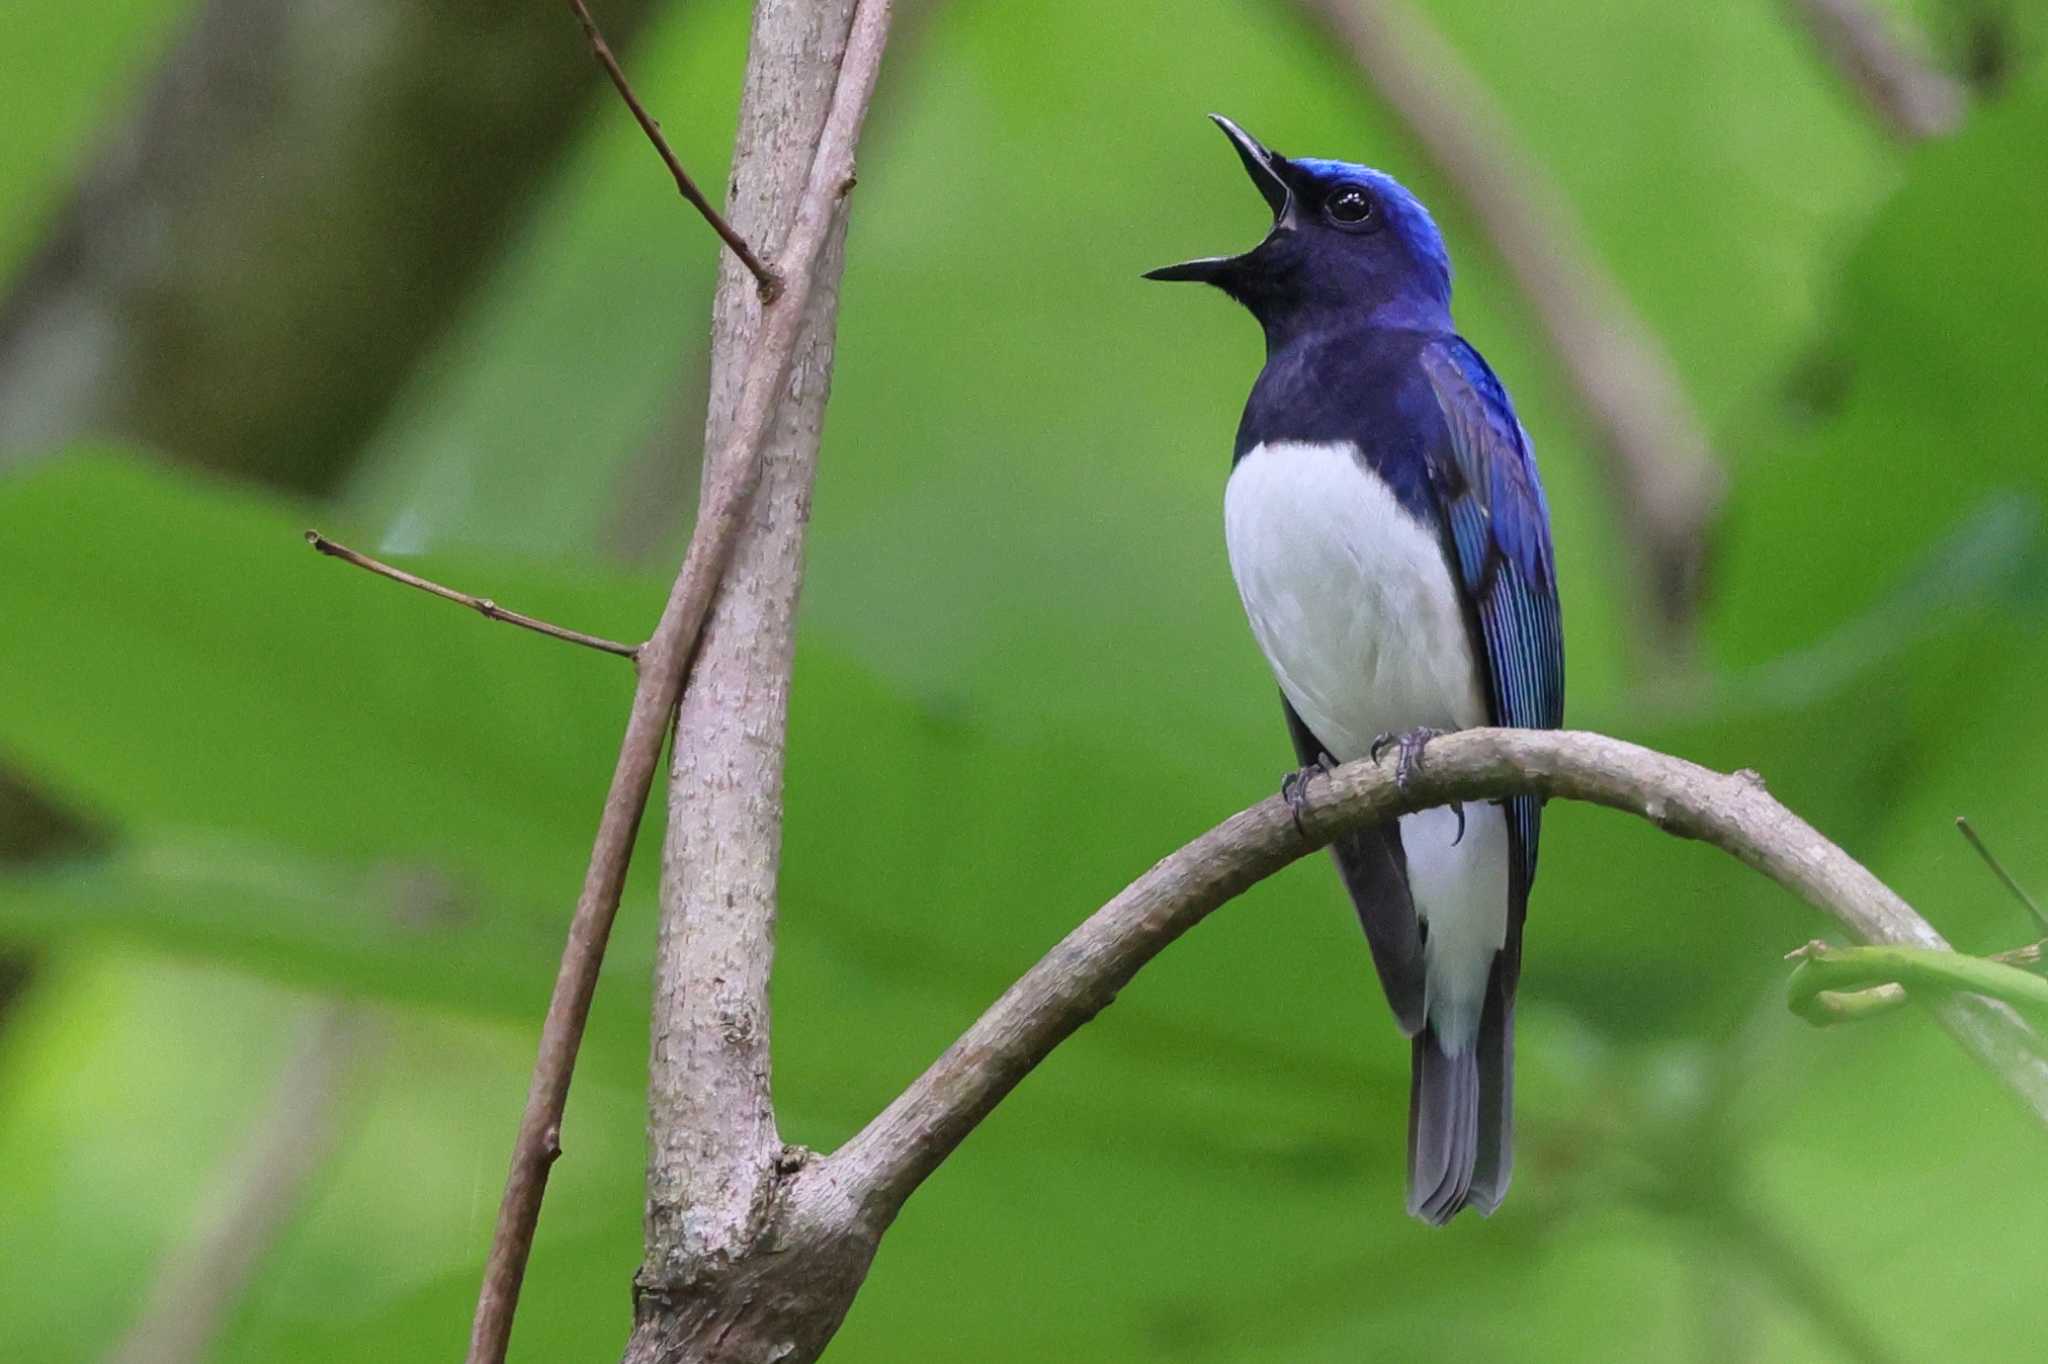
4 1 2046 1359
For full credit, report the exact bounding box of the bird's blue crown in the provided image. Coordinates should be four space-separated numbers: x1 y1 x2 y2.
1286 157 1452 308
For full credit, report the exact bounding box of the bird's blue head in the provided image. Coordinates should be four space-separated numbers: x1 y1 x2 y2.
1146 116 1452 343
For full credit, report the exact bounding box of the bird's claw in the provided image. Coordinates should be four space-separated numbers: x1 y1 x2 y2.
1369 727 1463 839
1280 751 1339 838
1370 726 1445 789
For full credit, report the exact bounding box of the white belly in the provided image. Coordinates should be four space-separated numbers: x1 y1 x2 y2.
1224 439 1505 1044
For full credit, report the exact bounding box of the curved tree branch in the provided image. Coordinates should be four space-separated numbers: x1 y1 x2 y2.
824 728 2048 1222
512 725 2047 1361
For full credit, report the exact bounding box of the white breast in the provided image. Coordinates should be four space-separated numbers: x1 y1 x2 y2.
1223 438 1504 1044
1223 440 1484 759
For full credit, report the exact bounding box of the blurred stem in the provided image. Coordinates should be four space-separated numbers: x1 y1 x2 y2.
1700 1197 1908 1364
1783 0 1966 141
101 1007 373 1364
1787 941 2048 1026
1695 1242 1760 1364
0 0 662 493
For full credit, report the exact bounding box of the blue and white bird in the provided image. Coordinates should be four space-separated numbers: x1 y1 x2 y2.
1147 117 1564 1224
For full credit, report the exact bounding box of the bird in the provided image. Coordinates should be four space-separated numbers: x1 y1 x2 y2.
1146 116 1564 1224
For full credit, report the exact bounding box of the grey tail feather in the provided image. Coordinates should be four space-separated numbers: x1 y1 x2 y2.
1407 961 1514 1224
1468 959 1515 1215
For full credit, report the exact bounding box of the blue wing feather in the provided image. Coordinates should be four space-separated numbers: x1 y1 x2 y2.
1417 339 1565 917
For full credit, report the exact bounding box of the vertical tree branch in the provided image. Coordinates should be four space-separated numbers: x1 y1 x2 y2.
1783 0 1966 141
634 0 878 1329
464 3 894 1362
1288 0 1726 648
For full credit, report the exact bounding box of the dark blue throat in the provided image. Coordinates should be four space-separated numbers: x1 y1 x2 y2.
1233 321 1450 523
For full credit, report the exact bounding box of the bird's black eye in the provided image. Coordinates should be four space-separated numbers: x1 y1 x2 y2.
1325 184 1376 227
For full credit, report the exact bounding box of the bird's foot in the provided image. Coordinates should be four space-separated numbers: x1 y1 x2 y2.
1369 727 1465 842
1369 726 1445 787
1280 751 1339 838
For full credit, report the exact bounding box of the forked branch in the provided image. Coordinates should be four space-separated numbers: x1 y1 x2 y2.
601 725 2047 1361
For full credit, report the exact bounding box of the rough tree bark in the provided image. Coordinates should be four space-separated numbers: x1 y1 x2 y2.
626 1 875 1359
447 0 892 1354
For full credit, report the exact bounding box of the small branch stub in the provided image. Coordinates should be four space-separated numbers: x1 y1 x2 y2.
305 530 639 659
1957 815 2048 935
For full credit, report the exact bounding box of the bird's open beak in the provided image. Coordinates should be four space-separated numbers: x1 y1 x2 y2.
1144 114 1291 285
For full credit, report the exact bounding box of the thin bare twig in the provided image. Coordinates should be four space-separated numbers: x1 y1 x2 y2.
1958 816 2048 934
566 0 782 298
1287 0 1725 647
463 2 894 1359
103 1007 372 1364
824 729 2048 1219
304 531 638 659
1783 0 1966 141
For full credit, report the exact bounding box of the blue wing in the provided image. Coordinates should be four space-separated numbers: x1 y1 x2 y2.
1418 338 1565 923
